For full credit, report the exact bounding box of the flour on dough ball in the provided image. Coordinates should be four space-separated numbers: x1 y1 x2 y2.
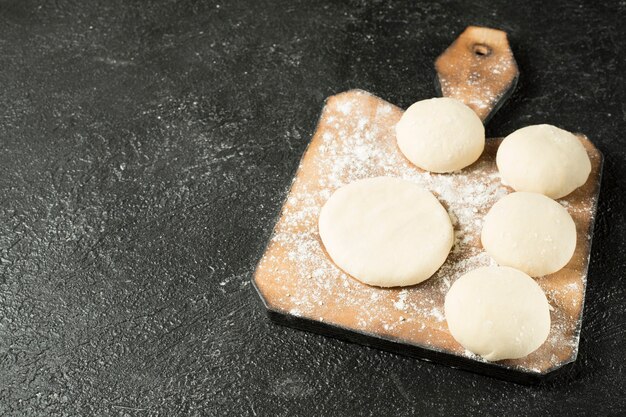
395 97 485 173
444 266 551 361
318 177 454 287
481 192 576 277
496 124 591 199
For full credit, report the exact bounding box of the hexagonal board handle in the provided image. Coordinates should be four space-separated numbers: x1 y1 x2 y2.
435 26 519 123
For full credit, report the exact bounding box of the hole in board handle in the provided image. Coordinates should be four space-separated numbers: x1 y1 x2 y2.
472 43 492 56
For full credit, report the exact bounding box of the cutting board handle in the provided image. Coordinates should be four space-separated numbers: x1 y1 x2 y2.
435 26 519 123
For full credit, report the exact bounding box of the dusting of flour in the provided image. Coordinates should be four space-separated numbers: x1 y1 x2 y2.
257 90 599 372
272 92 507 323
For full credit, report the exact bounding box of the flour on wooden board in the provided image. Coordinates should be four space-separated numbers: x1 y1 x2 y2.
262 91 595 370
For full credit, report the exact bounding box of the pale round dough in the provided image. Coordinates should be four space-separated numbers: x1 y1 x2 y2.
496 124 591 199
395 97 485 173
481 192 576 277
444 266 551 361
318 177 454 287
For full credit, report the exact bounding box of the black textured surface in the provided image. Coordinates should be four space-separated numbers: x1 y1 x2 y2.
0 0 625 415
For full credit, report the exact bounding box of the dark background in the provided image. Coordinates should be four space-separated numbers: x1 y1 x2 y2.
0 0 625 415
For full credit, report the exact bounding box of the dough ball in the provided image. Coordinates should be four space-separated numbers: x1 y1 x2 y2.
444 266 551 361
318 177 453 287
395 97 485 173
496 124 591 199
481 192 576 277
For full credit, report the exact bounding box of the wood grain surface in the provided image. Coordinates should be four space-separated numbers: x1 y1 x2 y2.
254 90 602 380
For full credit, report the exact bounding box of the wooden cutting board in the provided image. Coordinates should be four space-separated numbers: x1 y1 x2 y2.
252 27 603 384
